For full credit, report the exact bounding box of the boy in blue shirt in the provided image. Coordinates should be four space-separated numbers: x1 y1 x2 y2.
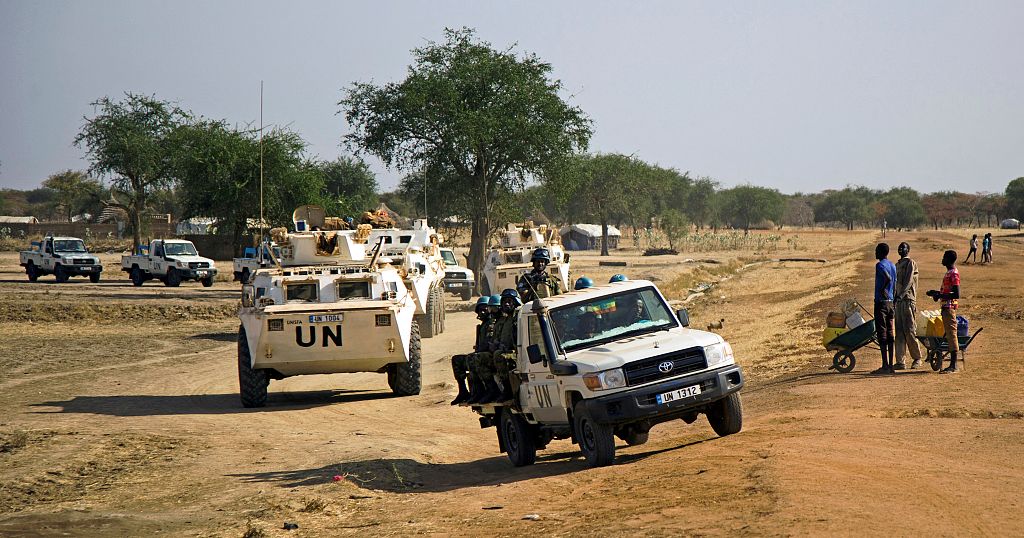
873 243 897 374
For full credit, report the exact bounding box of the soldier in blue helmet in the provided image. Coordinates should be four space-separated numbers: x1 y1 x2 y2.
609 274 628 283
489 289 523 402
574 276 594 290
449 297 490 405
467 296 503 404
517 247 561 302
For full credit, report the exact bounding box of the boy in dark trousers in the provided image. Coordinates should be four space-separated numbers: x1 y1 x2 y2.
872 243 897 374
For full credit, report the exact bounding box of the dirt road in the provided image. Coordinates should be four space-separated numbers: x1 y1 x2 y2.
1 230 1021 536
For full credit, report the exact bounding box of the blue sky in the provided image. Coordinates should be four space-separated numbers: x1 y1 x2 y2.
1 0 1021 194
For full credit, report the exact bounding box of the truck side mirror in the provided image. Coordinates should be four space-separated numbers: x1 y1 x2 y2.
676 308 690 327
550 361 578 376
527 344 544 364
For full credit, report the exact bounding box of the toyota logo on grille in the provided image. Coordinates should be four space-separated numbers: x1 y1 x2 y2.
658 361 674 373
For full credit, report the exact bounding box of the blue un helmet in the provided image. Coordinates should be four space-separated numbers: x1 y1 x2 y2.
488 295 502 309
574 276 594 290
500 288 523 307
531 247 551 263
609 274 629 283
475 296 490 314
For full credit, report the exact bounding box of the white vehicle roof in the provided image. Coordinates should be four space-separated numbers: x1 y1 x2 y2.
535 279 659 310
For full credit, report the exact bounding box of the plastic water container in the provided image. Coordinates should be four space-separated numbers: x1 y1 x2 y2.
846 312 865 329
956 315 969 338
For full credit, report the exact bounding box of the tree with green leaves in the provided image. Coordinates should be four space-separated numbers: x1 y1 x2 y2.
341 28 591 277
1006 177 1024 220
42 170 103 222
781 197 815 227
686 177 718 230
74 93 188 251
876 187 926 230
815 187 873 230
170 120 325 254
717 185 785 232
318 156 379 218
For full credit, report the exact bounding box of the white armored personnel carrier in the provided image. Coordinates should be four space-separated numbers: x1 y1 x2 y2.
480 222 571 295
366 219 447 338
236 206 421 408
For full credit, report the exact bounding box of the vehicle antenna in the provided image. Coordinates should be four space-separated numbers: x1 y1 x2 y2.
259 80 265 252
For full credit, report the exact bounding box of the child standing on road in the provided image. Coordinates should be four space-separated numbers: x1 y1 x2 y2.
926 250 961 374
872 243 897 374
967 235 978 263
982 233 993 264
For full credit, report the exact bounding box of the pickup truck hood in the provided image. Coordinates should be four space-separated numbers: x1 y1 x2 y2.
565 328 724 372
167 255 214 265
56 253 99 262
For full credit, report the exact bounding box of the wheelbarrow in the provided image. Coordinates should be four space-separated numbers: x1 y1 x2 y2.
917 328 983 371
826 318 877 373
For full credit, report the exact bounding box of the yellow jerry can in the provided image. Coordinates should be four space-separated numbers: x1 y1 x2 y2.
822 327 848 347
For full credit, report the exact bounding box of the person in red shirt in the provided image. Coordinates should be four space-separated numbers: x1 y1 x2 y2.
926 250 961 373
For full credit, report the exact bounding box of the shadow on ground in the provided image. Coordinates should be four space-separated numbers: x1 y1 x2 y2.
29 389 396 416
227 437 714 493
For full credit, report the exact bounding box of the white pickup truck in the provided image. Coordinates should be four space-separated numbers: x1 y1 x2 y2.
232 243 280 283
121 239 218 287
20 235 103 283
469 279 745 468
440 247 475 300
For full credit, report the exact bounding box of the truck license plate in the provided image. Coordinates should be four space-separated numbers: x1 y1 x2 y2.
309 314 343 323
449 282 463 287
655 384 701 404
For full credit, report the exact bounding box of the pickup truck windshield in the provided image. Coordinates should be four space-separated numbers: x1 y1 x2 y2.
441 250 458 266
53 239 87 253
164 242 198 256
549 287 678 352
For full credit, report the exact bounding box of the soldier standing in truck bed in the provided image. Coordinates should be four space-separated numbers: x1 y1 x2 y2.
450 297 491 405
517 247 561 302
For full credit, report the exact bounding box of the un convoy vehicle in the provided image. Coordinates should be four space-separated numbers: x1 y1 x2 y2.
233 242 280 283
20 235 103 283
440 247 475 301
366 219 448 338
471 279 744 468
235 207 422 407
481 222 570 296
121 239 217 287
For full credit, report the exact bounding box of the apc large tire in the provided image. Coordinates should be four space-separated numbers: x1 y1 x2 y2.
707 392 743 437
574 402 616 467
420 289 438 338
388 321 422 396
238 325 269 408
26 263 39 282
500 409 537 467
165 269 181 287
130 267 144 287
54 264 69 283
89 272 101 283
437 286 446 334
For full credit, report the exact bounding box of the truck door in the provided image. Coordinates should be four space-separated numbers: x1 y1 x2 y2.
519 314 568 424
43 239 55 270
152 241 164 273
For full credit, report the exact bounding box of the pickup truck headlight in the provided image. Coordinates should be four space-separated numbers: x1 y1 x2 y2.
176 261 189 268
583 368 627 391
704 341 735 367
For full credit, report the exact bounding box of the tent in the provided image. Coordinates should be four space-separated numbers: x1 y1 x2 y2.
0 216 38 224
1001 218 1021 230
560 224 621 251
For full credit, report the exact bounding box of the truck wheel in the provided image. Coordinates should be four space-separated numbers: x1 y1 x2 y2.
89 272 101 283
574 402 616 467
238 325 269 408
388 321 421 396
832 351 856 373
241 268 251 283
54 264 69 283
461 289 472 301
130 267 144 287
500 409 537 467
706 392 743 437
26 263 39 282
165 269 181 287
420 289 438 338
201 276 214 287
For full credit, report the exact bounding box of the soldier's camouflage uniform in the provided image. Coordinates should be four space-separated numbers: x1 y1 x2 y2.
517 269 561 303
467 314 499 382
450 313 491 387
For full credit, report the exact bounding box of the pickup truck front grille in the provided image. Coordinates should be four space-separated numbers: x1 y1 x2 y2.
189 262 210 269
73 258 92 265
446 272 467 280
623 347 707 386
635 378 718 406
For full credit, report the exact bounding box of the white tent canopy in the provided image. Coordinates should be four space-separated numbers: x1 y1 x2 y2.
1001 218 1020 229
563 223 622 238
